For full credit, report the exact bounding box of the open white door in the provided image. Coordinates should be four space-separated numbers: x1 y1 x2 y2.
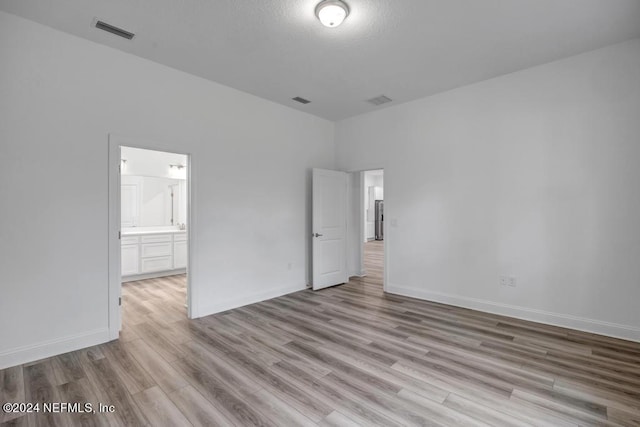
312 168 348 290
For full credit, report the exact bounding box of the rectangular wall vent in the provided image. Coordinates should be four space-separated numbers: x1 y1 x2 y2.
292 96 311 104
366 95 393 106
95 20 135 40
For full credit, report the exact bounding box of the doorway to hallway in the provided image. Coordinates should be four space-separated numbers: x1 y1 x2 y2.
311 167 385 292
350 168 385 291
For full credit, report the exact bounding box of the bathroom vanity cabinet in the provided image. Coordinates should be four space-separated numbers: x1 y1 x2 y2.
121 230 187 281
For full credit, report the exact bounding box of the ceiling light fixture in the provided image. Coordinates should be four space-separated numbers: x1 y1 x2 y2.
315 0 349 28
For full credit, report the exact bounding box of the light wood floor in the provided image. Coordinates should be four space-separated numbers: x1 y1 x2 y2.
3 242 640 426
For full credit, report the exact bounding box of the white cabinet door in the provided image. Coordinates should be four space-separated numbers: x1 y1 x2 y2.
121 244 140 276
173 240 187 269
141 242 172 258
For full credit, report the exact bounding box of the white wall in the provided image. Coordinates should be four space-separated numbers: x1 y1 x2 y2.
0 11 335 368
121 146 188 180
337 38 640 341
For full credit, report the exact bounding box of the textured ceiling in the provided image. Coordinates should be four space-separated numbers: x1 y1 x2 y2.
1 0 640 121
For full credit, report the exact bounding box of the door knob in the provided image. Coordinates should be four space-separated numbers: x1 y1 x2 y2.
313 233 323 237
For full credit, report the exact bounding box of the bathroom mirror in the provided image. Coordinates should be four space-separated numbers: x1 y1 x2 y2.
121 175 187 227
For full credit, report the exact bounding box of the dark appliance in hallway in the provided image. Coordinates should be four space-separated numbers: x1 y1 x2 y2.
375 200 384 241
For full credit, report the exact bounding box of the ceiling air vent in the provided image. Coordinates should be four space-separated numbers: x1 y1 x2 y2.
292 96 311 104
94 20 135 40
367 95 393 106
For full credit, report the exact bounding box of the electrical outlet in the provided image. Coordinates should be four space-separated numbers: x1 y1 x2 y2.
508 276 517 287
499 275 509 287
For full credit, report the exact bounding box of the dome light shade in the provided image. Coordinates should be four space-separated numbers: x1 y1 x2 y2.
315 0 349 28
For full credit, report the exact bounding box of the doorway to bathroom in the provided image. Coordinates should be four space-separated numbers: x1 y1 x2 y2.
108 137 192 340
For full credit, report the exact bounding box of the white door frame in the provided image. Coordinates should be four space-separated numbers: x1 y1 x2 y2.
108 134 194 340
353 168 387 293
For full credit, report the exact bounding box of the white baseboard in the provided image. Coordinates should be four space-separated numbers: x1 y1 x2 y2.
0 328 111 370
349 270 367 278
194 284 306 319
123 268 187 283
387 284 640 343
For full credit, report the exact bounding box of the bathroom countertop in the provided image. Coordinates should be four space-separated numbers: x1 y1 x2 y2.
121 229 186 236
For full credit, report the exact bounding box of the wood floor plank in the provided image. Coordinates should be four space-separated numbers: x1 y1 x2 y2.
441 389 577 427
442 393 534 427
553 379 640 416
168 385 235 427
197 321 282 366
125 339 189 394
320 372 443 427
172 355 273 426
318 344 449 403
57 378 106 427
131 321 186 363
80 357 148 426
71 346 105 365
269 360 404 427
143 315 193 346
23 361 65 427
180 339 262 397
50 352 86 386
395 388 492 426
99 341 155 394
422 350 554 394
0 366 24 424
285 340 401 395
395 353 516 397
246 388 317 427
391 360 510 401
0 415 28 427
510 389 613 426
221 312 292 346
186 337 334 423
607 407 640 427
236 333 332 379
318 410 362 427
132 386 191 427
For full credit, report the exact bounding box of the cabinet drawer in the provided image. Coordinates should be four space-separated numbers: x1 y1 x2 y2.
121 236 139 245
173 233 187 242
141 234 172 244
141 256 172 273
141 242 172 258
